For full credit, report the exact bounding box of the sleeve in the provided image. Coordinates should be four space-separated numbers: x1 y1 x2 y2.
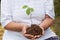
44 0 55 19
1 0 12 28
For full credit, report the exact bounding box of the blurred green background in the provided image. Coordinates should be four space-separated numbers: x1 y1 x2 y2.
52 0 60 37
0 0 60 40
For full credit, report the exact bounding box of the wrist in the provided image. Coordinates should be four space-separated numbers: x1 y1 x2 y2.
39 25 45 35
19 23 26 31
21 23 29 31
39 25 44 31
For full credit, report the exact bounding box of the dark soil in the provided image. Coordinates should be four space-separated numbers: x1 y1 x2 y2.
26 24 43 36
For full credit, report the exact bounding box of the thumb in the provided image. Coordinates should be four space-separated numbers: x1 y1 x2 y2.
23 27 27 34
22 27 26 35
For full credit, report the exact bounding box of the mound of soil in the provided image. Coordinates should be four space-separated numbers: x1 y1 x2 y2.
26 24 43 36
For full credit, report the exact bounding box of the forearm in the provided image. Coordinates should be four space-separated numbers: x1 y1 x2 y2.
39 16 54 30
4 22 25 32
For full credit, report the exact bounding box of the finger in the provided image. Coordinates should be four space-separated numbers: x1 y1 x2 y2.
35 35 40 37
24 34 34 37
42 30 44 35
24 34 34 39
31 36 36 40
34 35 41 39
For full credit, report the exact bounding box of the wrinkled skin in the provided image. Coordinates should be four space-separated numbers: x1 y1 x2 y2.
26 24 43 39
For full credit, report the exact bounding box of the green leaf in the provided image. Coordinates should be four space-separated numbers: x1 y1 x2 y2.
26 8 34 15
30 8 34 12
22 5 28 9
26 8 31 15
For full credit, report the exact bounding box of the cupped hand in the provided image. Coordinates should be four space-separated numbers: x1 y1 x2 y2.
21 24 34 39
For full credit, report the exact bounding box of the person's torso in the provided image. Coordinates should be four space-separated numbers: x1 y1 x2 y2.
3 0 56 40
10 0 45 25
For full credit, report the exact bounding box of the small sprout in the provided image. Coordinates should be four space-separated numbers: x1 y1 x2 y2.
26 8 34 15
22 5 28 9
22 5 34 15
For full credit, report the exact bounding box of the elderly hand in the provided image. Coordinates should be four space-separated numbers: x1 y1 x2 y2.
21 24 34 39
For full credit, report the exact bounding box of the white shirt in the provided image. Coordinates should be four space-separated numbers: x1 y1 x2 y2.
1 0 56 40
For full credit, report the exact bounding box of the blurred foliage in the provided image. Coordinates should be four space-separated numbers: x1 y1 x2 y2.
54 0 60 17
53 0 60 37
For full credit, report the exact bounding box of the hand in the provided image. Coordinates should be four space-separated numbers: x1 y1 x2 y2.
21 24 34 39
33 26 44 39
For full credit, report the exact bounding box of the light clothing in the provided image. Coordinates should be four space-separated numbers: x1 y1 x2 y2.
45 36 59 40
1 0 56 40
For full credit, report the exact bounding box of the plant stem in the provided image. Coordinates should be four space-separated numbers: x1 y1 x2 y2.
30 13 32 25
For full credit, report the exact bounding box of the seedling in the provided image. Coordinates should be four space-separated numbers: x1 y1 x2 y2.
22 5 43 39
22 5 34 15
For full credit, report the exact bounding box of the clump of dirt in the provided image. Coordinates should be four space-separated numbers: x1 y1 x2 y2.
26 24 43 36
